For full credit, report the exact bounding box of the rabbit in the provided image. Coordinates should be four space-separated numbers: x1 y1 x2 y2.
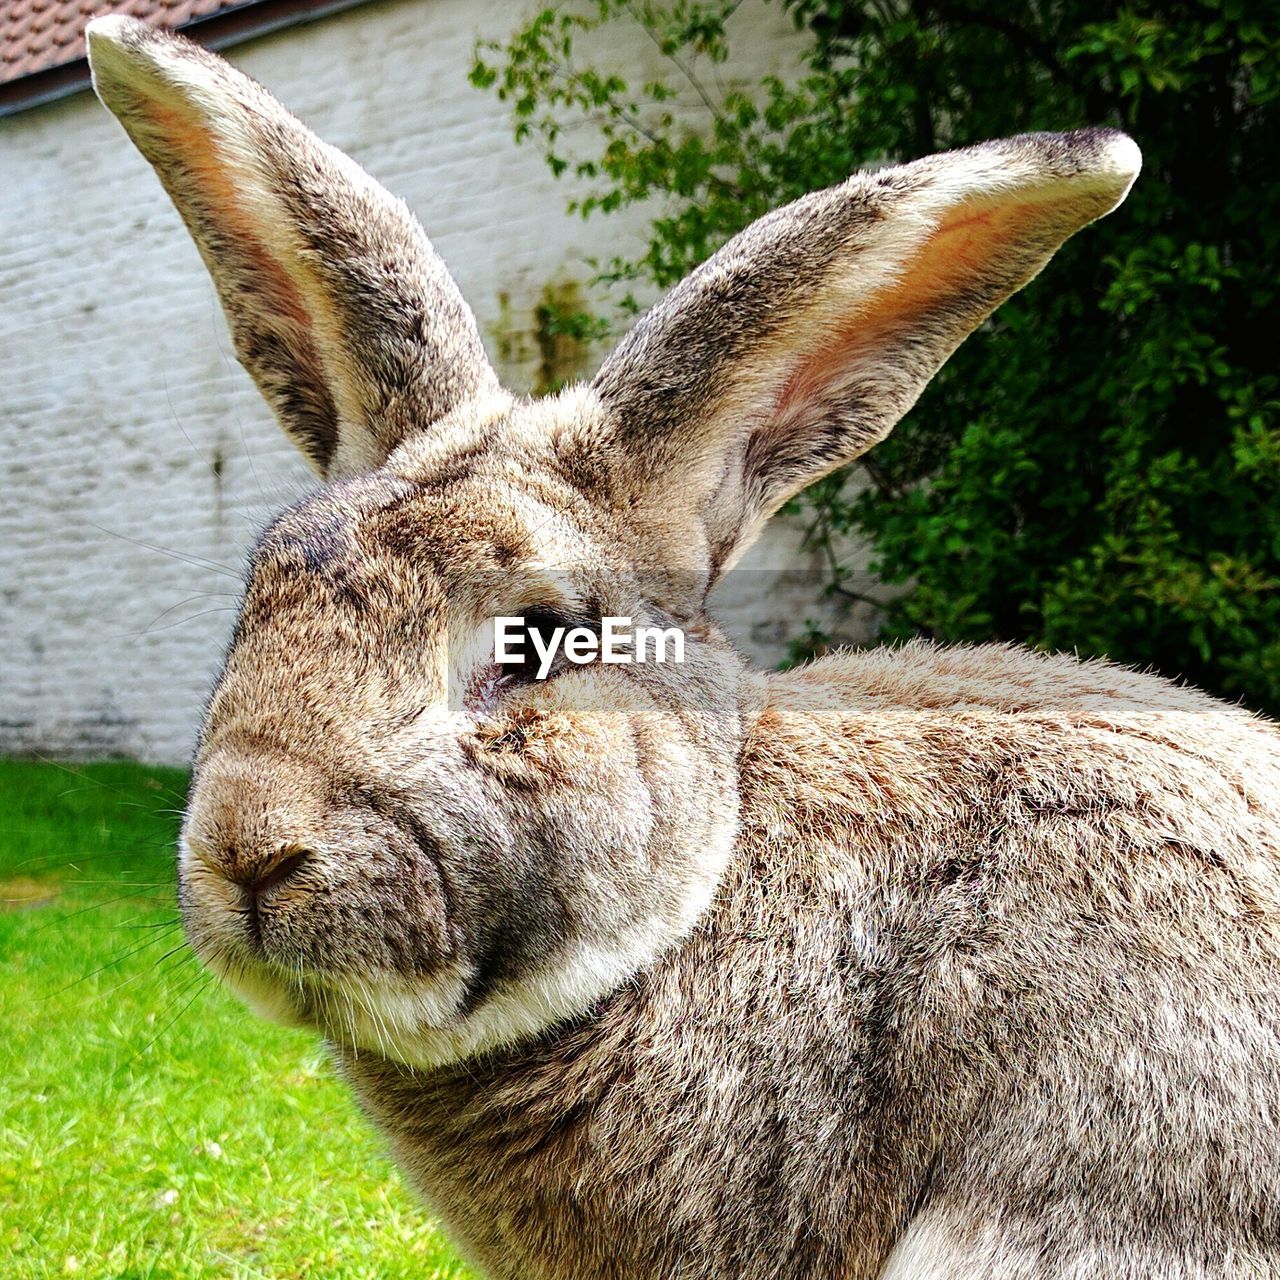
86 14 1280 1280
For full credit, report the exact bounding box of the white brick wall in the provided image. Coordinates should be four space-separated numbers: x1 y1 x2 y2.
0 0 879 763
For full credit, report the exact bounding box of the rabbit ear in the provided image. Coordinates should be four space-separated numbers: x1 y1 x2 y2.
589 129 1140 581
87 16 500 479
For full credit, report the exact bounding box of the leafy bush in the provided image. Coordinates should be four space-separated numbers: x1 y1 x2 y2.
473 1 1280 708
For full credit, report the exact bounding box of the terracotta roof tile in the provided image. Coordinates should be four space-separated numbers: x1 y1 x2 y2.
0 0 237 85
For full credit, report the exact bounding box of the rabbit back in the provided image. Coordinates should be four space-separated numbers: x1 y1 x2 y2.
344 641 1280 1279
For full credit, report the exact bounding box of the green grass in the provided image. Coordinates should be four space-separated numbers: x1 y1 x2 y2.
0 760 473 1279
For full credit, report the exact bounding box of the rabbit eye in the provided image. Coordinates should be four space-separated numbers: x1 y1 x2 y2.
496 608 575 684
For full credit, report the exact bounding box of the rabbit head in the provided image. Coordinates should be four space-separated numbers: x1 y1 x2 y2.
87 15 1139 1067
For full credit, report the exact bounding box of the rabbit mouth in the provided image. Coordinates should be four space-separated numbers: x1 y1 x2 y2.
191 899 693 1069
192 932 478 1054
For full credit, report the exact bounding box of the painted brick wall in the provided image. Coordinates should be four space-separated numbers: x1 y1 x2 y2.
0 0 879 763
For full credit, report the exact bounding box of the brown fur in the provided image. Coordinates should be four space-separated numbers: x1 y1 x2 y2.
87 17 1279 1278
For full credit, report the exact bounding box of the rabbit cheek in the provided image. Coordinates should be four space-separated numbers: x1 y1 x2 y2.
463 706 577 790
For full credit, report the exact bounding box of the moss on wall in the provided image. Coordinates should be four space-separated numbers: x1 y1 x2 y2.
491 280 606 395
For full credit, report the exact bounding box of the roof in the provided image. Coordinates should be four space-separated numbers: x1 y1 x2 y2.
1 0 229 85
0 0 369 113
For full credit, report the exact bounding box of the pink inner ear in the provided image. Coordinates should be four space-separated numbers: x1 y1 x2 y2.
140 98 314 333
774 200 1035 425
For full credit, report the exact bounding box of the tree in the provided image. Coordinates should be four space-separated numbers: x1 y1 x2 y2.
473 1 1280 708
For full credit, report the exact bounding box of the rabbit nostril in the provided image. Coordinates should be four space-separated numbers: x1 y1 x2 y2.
239 848 312 899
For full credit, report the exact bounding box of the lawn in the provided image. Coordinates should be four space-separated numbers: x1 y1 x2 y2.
0 760 473 1279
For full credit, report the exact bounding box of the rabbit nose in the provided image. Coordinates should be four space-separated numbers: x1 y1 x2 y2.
231 846 312 903
182 746 327 893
